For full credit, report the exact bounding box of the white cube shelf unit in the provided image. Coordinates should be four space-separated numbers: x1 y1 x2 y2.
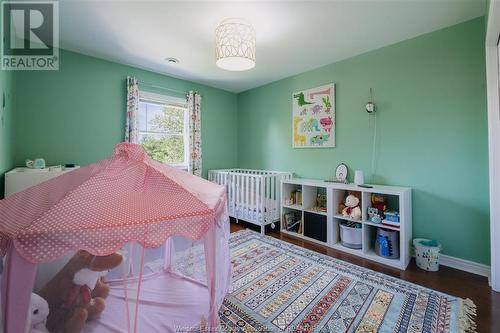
280 178 412 270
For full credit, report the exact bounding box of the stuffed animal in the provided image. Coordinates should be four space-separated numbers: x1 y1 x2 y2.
28 293 50 333
368 207 383 224
371 193 386 213
39 250 123 333
342 193 362 220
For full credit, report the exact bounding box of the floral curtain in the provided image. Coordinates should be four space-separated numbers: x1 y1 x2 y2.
187 91 202 176
125 76 139 143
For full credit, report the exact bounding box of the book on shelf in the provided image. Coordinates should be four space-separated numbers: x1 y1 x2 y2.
283 211 302 233
382 219 400 229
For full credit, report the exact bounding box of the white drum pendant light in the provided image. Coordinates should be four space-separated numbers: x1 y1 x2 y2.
215 18 256 71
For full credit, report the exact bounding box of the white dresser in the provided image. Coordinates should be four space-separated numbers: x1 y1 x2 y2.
5 166 79 196
4 166 79 292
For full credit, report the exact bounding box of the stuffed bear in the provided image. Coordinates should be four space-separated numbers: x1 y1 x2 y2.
342 193 362 220
28 293 50 333
39 250 123 333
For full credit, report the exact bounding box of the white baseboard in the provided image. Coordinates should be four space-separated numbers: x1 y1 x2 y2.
439 254 491 281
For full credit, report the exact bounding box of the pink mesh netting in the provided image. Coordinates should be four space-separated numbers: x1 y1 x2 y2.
0 143 227 263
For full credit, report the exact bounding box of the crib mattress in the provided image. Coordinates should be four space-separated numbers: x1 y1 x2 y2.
229 203 280 224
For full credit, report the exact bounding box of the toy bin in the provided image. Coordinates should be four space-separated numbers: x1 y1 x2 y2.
340 222 362 249
413 238 442 271
375 228 399 259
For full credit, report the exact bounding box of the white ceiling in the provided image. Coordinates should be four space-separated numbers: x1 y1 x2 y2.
59 0 485 93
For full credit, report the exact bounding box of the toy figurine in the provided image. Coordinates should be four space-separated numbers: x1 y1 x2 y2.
28 293 49 333
367 207 382 224
382 211 400 228
371 194 386 212
25 158 46 169
316 193 327 211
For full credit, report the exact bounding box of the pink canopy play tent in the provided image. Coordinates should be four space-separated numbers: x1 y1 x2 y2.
0 143 231 332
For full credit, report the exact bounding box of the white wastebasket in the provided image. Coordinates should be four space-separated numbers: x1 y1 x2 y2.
413 238 442 271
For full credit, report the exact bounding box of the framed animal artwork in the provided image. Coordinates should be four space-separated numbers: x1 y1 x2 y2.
292 83 335 148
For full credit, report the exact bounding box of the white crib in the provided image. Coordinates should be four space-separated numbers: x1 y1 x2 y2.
208 169 293 234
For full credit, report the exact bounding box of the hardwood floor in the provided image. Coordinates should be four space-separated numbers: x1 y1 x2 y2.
230 220 500 333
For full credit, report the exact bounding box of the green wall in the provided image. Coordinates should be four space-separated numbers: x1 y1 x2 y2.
237 18 489 264
12 50 238 177
8 17 489 264
0 67 13 198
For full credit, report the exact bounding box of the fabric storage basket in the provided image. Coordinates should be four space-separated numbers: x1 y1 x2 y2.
340 222 362 249
375 228 399 259
413 238 441 271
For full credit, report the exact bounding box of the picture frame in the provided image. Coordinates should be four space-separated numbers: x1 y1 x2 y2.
292 83 335 148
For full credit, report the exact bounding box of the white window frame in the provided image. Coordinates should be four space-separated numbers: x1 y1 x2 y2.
138 91 189 170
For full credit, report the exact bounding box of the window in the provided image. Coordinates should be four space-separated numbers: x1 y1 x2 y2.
138 91 189 169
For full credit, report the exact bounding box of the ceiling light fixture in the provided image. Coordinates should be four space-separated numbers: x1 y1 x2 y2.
215 18 256 71
165 57 179 64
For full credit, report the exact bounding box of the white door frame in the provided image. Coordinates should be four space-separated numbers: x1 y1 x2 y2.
486 1 500 292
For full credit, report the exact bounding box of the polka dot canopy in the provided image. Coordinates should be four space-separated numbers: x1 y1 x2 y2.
0 143 227 263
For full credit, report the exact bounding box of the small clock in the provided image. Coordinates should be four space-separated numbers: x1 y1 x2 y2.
335 163 348 183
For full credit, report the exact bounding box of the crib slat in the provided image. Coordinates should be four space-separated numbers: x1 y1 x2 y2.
235 174 239 214
235 173 239 217
244 174 247 214
260 175 263 221
245 174 249 212
265 175 268 223
256 176 260 222
250 176 255 219
235 173 238 209
239 174 243 210
239 173 243 212
240 174 244 215
231 173 235 215
271 176 275 219
269 175 273 221
266 176 270 223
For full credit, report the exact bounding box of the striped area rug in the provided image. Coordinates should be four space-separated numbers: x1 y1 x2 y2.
220 230 476 333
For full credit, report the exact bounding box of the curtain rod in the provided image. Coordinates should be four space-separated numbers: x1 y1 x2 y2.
137 80 201 97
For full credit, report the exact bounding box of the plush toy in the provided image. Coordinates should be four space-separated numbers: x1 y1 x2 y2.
39 250 123 333
342 193 362 220
371 193 386 213
28 293 50 333
368 207 383 224
338 202 346 215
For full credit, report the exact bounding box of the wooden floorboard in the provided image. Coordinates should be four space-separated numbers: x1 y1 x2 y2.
230 219 500 332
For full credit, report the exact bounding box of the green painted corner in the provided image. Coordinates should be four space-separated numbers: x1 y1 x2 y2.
237 17 490 265
0 68 14 198
485 0 490 31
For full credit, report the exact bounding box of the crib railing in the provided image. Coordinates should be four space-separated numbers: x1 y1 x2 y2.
208 169 293 228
